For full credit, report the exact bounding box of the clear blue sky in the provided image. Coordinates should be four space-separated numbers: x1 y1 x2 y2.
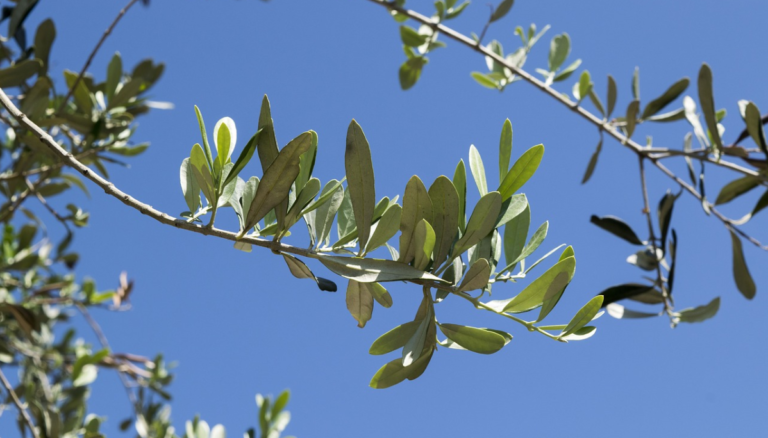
8 0 768 436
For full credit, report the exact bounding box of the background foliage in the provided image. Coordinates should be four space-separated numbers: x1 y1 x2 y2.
1 0 766 437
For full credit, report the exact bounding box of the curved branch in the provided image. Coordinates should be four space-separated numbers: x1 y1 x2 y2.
0 368 40 438
367 0 767 251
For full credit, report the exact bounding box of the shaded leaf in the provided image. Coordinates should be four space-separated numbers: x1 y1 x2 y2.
452 192 502 257
729 230 756 299
606 303 659 319
346 120 376 253
346 280 374 328
698 63 723 152
369 321 421 355
428 176 460 269
318 255 446 283
581 138 603 184
676 297 720 323
399 176 433 264
453 160 467 231
590 215 644 245
625 100 640 138
365 204 402 254
458 259 491 292
598 283 655 306
641 78 689 120
489 0 514 23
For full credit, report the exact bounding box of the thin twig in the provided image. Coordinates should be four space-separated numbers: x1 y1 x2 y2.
0 367 40 438
368 0 768 250
55 0 142 115
25 178 71 231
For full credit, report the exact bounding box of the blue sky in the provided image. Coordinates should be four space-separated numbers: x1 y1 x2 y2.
6 0 768 436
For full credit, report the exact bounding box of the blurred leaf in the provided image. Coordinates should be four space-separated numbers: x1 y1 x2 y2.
498 144 544 200
581 138 603 184
676 297 720 323
714 176 760 206
548 33 570 72
698 63 723 152
318 255 446 283
606 303 659 319
400 25 429 47
471 72 499 90
641 78 689 120
438 323 507 354
577 70 592 103
607 75 617 118
490 0 514 22
553 59 581 83
0 59 41 88
729 230 756 299
106 53 122 102
347 280 374 328
645 107 686 122
598 283 655 306
590 215 644 245
346 120 376 253
625 100 640 138
744 102 768 155
588 88 604 116
469 145 488 196
399 57 427 90
33 18 55 73
632 67 640 100
657 191 676 249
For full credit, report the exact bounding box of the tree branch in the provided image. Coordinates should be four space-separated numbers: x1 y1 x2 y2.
368 0 768 251
55 0 142 114
0 367 40 438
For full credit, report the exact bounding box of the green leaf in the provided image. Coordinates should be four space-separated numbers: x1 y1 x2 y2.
750 190 768 220
744 102 768 155
458 259 491 292
346 120 376 254
347 280 374 328
295 131 318 194
487 255 575 314
0 59 41 88
214 117 237 170
369 321 421 355
548 33 570 72
553 59 581 83
413 219 436 271
318 255 446 283
285 177 321 228
729 230 756 299
193 106 215 171
282 253 336 292
364 282 393 308
657 191 676 249
581 138 603 184
365 204 402 254
428 176 460 269
714 176 762 207
452 192 502 257
33 19 55 73
698 63 723 152
399 176 433 264
498 144 544 200
369 353 432 389
503 203 530 269
588 88 605 116
399 57 427 90
301 178 343 216
106 52 122 102
560 295 603 338
256 95 287 230
503 221 547 268
402 312 431 366
646 107 686 123
607 75 617 118
676 297 720 323
469 145 488 196
224 131 260 188
244 132 312 232
641 78 689 120
598 283 655 306
336 188 356 239
63 69 93 114
496 193 527 227
577 70 593 103
471 72 499 90
536 266 572 322
625 100 640 138
489 0 514 23
632 67 640 100
590 215 644 245
438 323 507 354
498 119 513 181
453 160 467 231
400 26 429 47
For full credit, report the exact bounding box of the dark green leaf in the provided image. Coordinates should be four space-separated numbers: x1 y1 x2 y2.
0 59 41 88
438 323 506 354
346 120 376 253
641 78 689 120
729 230 756 299
744 102 768 155
698 63 723 152
453 160 467 231
503 203 530 269
458 259 491 292
676 297 720 323
607 75 617 118
590 215 644 245
598 283 655 306
428 176 459 269
489 0 514 23
399 176 433 264
452 192 502 257
714 176 760 206
581 138 603 184
369 321 421 355
625 100 640 138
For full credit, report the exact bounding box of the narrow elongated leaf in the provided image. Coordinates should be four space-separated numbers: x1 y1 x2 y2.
606 303 659 319
302 179 343 216
469 145 488 196
632 67 640 100
744 102 768 155
577 70 593 103
714 176 761 206
403 314 430 366
294 130 318 195
458 259 491 292
244 132 312 231
729 230 756 299
490 0 514 22
607 75 617 118
453 160 467 231
509 221 548 265
346 120 376 253
428 176 460 269
676 297 720 323
581 138 603 184
560 295 604 338
646 107 686 122
285 177 320 228
625 100 640 138
641 78 689 120
224 131 260 188
590 215 644 245
399 176 433 264
598 283 655 306
193 106 215 170
656 191 676 251
496 193 527 227
365 204 402 254
191 161 215 207
369 321 421 355
214 117 237 169
536 268 572 322
34 19 55 73
0 59 42 88
503 203 530 268
314 184 344 247
438 323 506 354
498 144 544 200
256 95 287 229
413 219 436 271
364 282 393 308
347 280 374 328
63 69 93 115
750 190 768 220
106 53 122 102
453 192 502 257
698 63 723 152
369 353 431 389
318 255 446 283
488 256 575 313
499 119 513 181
